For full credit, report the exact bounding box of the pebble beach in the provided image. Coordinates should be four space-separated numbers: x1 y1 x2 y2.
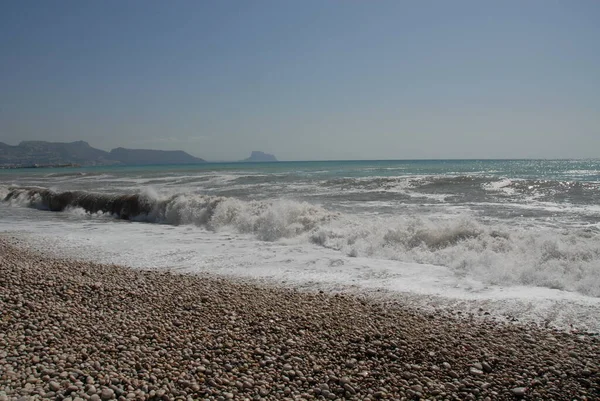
1 237 598 401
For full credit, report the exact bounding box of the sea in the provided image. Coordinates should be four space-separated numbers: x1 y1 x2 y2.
2 159 600 331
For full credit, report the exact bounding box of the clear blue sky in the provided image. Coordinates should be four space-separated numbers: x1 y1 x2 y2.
1 0 599 160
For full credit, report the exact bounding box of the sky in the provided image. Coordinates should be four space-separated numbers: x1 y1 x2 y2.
1 1 599 161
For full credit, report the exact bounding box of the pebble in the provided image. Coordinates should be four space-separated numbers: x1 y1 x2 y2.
0 238 598 401
469 367 483 375
410 385 423 393
511 387 527 397
344 383 356 394
100 388 114 400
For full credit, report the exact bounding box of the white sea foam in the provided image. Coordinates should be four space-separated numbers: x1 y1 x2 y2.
483 178 514 194
130 193 339 241
3 159 600 331
2 210 599 332
309 216 600 296
0 186 8 200
9 186 599 299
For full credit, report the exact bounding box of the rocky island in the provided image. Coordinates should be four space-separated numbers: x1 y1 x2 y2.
243 151 278 162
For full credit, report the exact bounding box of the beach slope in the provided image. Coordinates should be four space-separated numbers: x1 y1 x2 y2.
0 238 598 400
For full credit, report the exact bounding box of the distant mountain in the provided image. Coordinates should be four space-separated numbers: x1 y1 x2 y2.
21 140 112 162
0 140 116 167
0 141 205 167
108 147 205 165
243 151 278 162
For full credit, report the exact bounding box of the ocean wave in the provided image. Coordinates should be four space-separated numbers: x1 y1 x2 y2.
4 186 600 297
3 186 338 241
4 187 155 219
309 217 600 296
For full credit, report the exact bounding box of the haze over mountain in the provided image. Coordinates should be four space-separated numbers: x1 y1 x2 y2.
108 147 205 166
0 141 205 167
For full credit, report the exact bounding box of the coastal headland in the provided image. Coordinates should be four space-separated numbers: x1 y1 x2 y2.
0 237 598 400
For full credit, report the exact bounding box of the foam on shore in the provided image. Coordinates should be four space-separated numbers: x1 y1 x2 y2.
4 186 600 300
0 237 598 400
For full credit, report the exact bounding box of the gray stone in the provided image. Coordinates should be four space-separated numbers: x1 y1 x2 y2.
344 383 356 394
470 367 484 375
511 387 527 397
410 385 423 393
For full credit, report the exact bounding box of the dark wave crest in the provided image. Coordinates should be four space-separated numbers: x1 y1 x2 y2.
2 187 334 241
4 187 153 220
3 186 600 296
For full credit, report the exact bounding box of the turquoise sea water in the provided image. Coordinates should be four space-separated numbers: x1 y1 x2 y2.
3 158 600 181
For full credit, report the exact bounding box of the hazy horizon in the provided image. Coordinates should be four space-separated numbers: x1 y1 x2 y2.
3 138 600 163
2 1 599 161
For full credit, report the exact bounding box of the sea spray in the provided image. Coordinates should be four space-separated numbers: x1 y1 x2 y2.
3 187 338 240
308 215 600 297
3 185 600 297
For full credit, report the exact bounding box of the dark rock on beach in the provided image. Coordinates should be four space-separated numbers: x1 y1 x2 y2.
0 237 598 400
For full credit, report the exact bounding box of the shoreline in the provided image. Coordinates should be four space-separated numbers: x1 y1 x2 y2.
6 230 600 335
1 237 599 400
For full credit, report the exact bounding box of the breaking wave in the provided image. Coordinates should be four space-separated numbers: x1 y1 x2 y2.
4 186 600 297
309 217 600 297
3 187 337 242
